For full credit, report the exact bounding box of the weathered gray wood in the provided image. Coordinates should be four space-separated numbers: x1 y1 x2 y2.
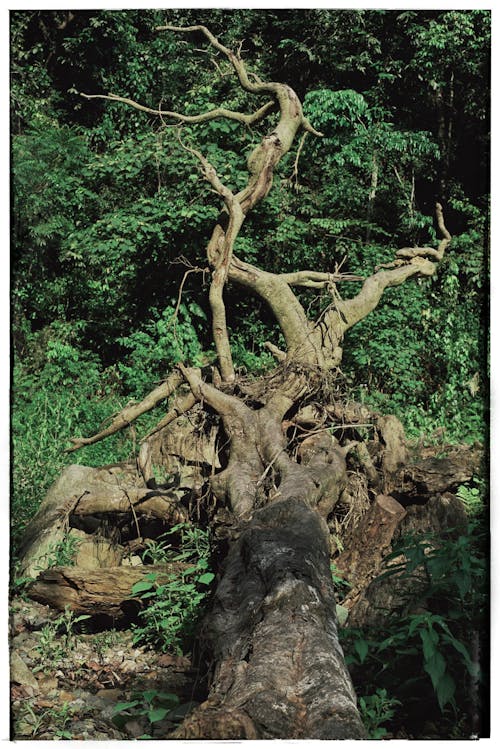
17 464 187 578
335 494 407 609
17 465 96 579
172 498 366 740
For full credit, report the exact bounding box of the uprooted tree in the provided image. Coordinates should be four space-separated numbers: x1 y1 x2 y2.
17 25 482 739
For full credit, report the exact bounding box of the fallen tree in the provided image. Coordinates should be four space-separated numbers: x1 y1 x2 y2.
16 24 482 739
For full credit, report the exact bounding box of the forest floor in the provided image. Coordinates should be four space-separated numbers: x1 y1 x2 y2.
10 597 202 740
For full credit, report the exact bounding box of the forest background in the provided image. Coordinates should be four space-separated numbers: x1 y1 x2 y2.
8 4 491 740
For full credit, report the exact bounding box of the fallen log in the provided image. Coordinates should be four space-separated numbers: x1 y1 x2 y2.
345 492 469 628
27 564 187 618
335 494 407 608
171 498 366 740
17 464 187 578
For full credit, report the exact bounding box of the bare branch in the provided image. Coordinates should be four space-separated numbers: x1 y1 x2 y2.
141 391 198 441
331 256 436 335
395 202 451 261
264 341 287 361
176 133 243 382
279 270 364 288
156 24 281 97
177 364 251 427
288 131 308 189
320 203 451 342
65 371 184 452
79 92 274 127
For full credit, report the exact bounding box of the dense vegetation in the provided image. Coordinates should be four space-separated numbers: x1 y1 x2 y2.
11 9 489 738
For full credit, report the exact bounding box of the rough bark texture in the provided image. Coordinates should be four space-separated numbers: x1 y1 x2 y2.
173 499 366 739
346 492 469 629
335 494 407 609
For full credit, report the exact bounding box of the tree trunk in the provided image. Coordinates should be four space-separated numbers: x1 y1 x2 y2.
173 498 366 739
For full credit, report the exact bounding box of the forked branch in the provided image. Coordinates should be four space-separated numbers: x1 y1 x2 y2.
322 203 451 340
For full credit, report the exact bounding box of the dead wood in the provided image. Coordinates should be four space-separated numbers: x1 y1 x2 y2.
346 492 469 629
17 463 188 579
18 23 466 742
171 498 366 740
27 564 186 618
335 494 407 608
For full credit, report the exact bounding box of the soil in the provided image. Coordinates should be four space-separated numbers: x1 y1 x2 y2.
10 597 201 740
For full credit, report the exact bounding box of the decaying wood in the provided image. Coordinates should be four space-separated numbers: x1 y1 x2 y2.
18 464 100 579
172 499 366 740
335 494 407 609
18 24 465 742
18 463 188 579
395 450 482 498
346 492 469 629
69 528 124 569
27 564 186 618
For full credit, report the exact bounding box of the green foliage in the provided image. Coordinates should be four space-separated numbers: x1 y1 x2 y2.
10 12 488 740
340 518 487 735
17 701 76 740
117 303 210 397
35 606 91 672
358 689 401 739
131 523 214 654
112 688 197 737
456 478 485 516
43 534 82 569
11 352 140 552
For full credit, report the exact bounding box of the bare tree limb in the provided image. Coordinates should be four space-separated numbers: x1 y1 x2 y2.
65 371 184 452
321 203 451 343
176 134 244 382
79 92 274 127
141 391 198 441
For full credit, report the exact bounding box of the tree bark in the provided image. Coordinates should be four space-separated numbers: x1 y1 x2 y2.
27 564 187 619
173 498 366 739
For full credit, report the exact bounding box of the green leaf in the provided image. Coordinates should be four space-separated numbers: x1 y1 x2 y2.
131 580 155 595
423 651 447 691
436 672 456 712
113 700 141 714
354 638 369 664
419 627 439 661
142 690 160 705
148 707 169 723
197 572 215 585
336 604 349 626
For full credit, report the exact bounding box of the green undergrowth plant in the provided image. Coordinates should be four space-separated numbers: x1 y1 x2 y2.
42 533 82 568
112 688 198 738
17 701 77 740
358 688 402 739
131 523 214 653
34 606 91 672
11 343 163 554
340 515 487 737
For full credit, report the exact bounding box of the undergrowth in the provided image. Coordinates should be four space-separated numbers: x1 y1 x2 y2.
339 486 488 739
